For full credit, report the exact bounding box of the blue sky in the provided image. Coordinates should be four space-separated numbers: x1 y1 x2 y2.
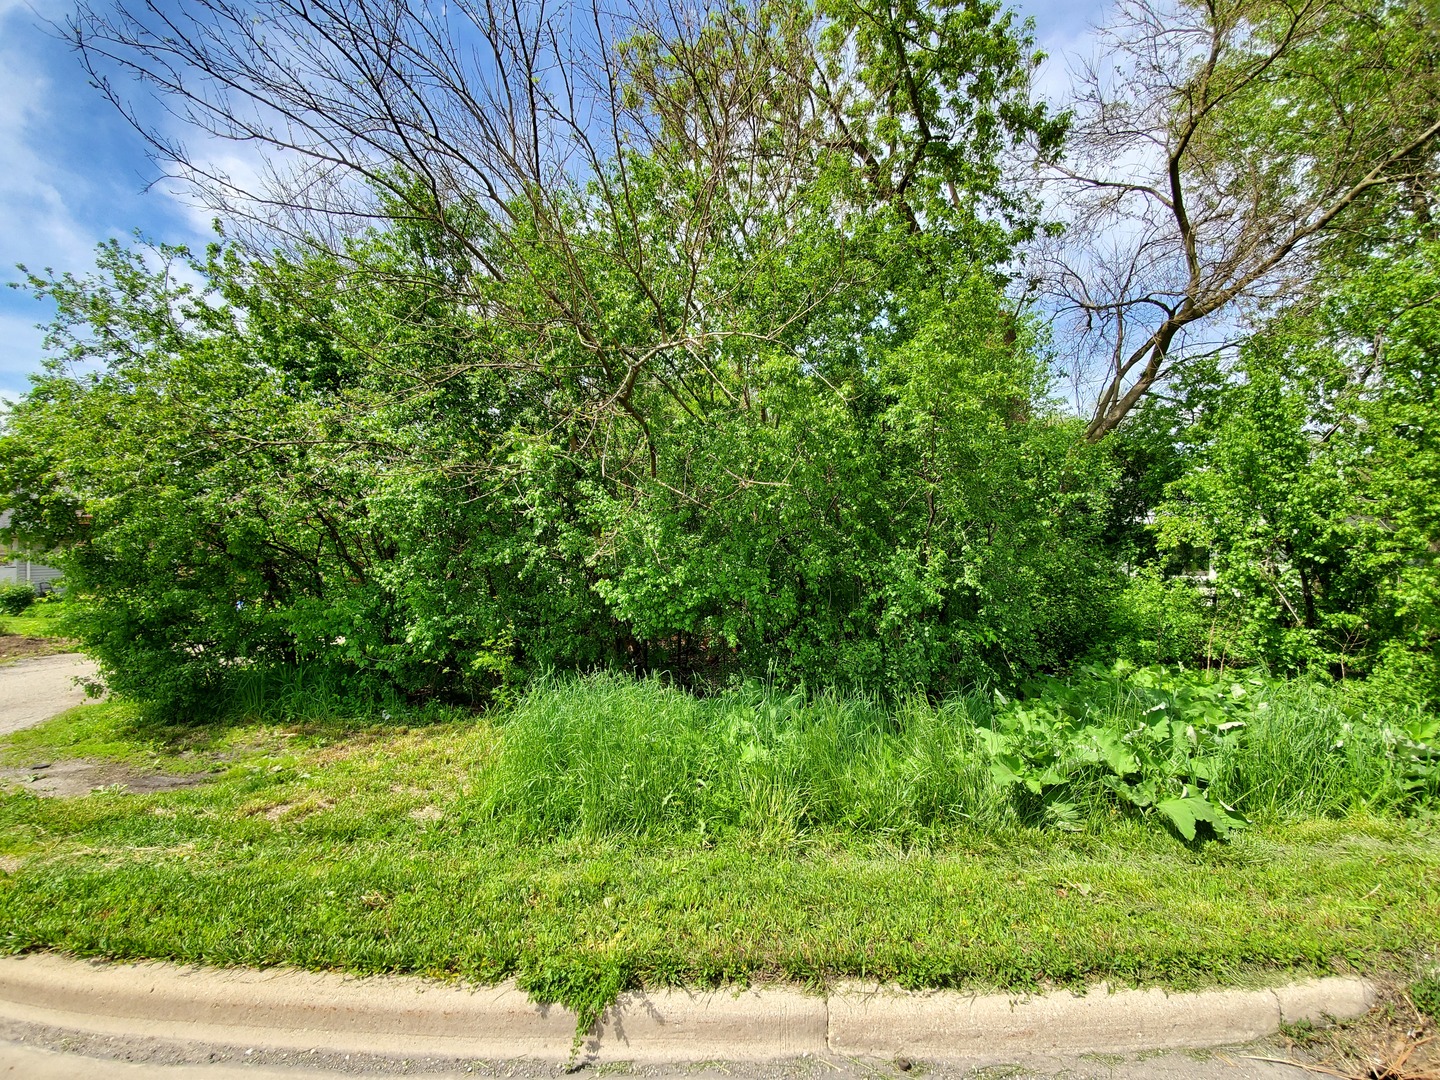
0 0 1109 403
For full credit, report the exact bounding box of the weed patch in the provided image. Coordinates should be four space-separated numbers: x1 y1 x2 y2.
1 674 1437 1034
479 668 1437 844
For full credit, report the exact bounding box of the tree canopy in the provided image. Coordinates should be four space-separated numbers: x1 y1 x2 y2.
2 0 1438 714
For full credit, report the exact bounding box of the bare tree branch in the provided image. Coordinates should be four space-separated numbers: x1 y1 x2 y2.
1030 0 1440 439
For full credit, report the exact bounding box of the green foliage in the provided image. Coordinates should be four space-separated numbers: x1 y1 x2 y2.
1 0 1437 725
814 0 1067 236
481 675 995 843
1103 570 1213 667
0 215 1124 712
479 667 1436 846
0 0 1106 712
1155 352 1358 674
0 584 37 617
1388 715 1440 805
1412 973 1440 1021
1154 239 1440 701
982 664 1252 840
517 958 630 1055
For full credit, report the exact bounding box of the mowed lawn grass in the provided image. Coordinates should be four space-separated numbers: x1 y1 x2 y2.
0 606 70 640
0 695 1437 1011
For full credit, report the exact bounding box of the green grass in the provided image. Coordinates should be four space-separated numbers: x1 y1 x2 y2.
479 672 1433 840
0 676 1434 1031
0 605 70 639
483 678 998 841
0 702 259 774
1 812 1434 991
0 674 1436 1022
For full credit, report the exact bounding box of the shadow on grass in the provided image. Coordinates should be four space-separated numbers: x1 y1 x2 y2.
0 672 480 771
125 699 476 755
117 660 483 749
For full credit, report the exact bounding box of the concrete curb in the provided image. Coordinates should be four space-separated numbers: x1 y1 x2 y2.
0 954 1375 1064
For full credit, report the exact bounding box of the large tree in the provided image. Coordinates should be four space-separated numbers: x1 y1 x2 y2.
1038 0 1440 439
0 0 1103 710
66 0 1063 469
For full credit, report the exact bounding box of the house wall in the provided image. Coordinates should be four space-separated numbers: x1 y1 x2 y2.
0 558 64 590
0 510 63 591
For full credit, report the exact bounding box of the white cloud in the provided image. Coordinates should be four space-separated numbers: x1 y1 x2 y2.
159 143 279 238
0 309 48 403
0 4 98 399
1020 0 1115 108
0 9 100 274
0 0 212 399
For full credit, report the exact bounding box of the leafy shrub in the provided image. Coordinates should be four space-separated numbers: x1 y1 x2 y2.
1103 569 1215 666
0 235 1123 716
1412 973 1440 1021
1359 643 1440 717
1152 245 1440 697
1387 715 1440 806
0 583 38 616
982 663 1252 839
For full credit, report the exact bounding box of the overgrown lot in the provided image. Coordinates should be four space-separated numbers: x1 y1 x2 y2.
1 669 1436 1020
0 0 1436 1045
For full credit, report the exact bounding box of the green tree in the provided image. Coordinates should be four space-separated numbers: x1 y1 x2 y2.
4 197 1125 713
1154 242 1440 698
1043 0 1440 438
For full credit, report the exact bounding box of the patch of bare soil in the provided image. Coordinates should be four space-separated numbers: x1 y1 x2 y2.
0 634 74 661
246 795 335 821
1256 977 1439 1079
0 759 208 798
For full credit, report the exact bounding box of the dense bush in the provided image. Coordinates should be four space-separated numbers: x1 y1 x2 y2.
1100 570 1214 667
0 233 1122 712
0 583 38 616
1148 241 1440 704
0 0 1435 720
4 228 1438 717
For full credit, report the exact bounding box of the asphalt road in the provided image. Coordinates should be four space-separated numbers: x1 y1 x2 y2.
0 1036 1309 1079
0 654 99 735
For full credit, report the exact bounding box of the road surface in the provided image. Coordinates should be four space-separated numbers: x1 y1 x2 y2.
0 654 99 736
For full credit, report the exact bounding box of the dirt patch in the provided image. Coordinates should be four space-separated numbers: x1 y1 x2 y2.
0 634 74 662
0 759 208 798
1266 975 1439 1079
241 795 336 822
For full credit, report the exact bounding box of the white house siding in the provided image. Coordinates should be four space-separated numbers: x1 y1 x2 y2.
0 511 63 591
0 559 63 590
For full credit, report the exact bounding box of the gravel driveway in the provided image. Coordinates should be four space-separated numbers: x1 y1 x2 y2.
0 654 100 736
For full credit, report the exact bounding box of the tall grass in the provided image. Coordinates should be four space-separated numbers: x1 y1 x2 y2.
478 670 1437 842
1217 679 1399 818
480 675 1001 841
212 663 464 732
